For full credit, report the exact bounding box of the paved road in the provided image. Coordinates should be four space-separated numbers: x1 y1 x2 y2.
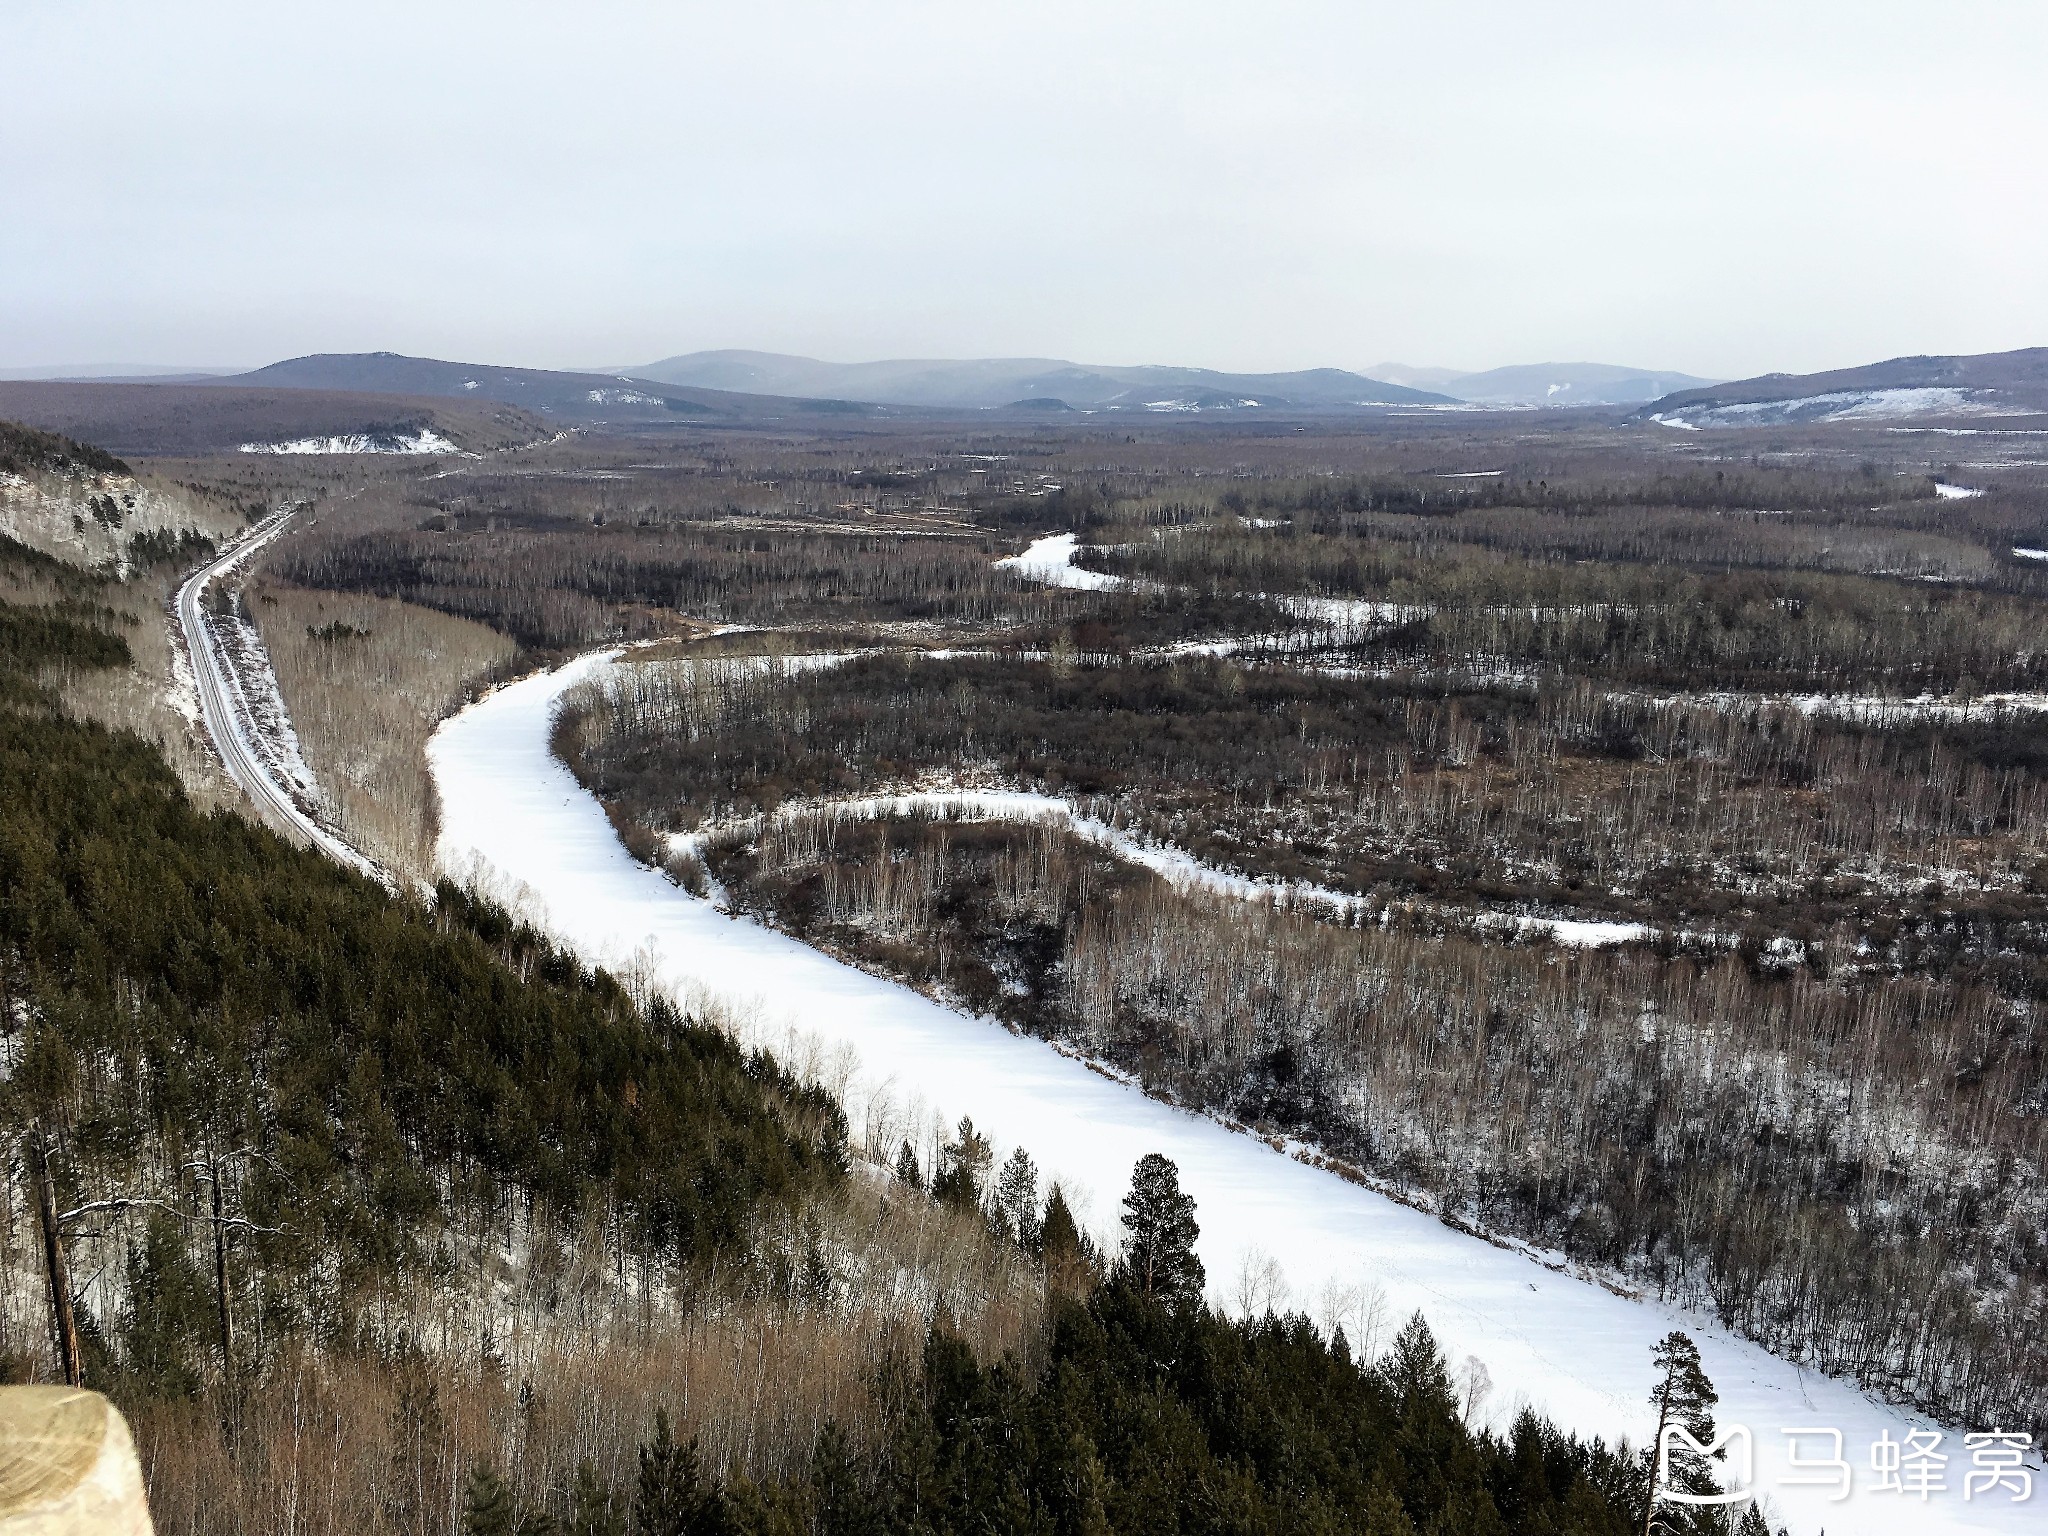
175 509 387 883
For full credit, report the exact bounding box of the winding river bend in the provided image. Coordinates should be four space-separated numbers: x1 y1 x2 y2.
428 651 2035 1536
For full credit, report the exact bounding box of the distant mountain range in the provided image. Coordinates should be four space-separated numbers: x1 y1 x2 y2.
0 350 1729 415
1637 347 2048 428
1368 361 1720 406
10 346 2044 436
625 351 1455 411
212 352 883 424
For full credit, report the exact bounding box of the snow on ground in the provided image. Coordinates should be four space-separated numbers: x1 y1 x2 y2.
239 429 465 455
996 534 1416 635
1935 483 1985 499
675 786 1649 949
1667 687 2048 724
1271 593 1426 631
2014 548 2048 562
992 532 1124 590
1651 388 2012 429
429 657 2036 1536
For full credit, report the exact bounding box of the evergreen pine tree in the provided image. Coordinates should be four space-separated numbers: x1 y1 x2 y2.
810 1424 884 1536
994 1145 1040 1249
1119 1152 1204 1306
464 1465 517 1536
931 1116 991 1211
1644 1331 1722 1536
1040 1182 1092 1293
568 1462 624 1536
892 1139 924 1191
635 1410 727 1536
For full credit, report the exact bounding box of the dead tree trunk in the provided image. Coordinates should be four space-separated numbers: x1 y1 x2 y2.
29 1131 82 1387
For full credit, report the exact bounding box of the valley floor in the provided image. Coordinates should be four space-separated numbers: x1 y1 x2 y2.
428 651 2041 1536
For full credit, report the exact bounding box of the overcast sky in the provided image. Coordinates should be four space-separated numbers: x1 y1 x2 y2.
5 1 2043 379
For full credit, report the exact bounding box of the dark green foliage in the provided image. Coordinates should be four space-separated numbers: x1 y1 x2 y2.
464 1464 519 1536
1119 1153 1204 1307
892 1139 924 1191
1041 1184 1090 1280
1646 1331 1723 1517
569 1462 626 1536
118 1211 213 1399
465 1463 554 1536
0 598 843 1391
592 1285 1637 1536
930 1116 990 1213
635 1411 730 1536
994 1145 1040 1250
0 602 129 675
0 417 130 478
306 619 370 643
125 526 216 571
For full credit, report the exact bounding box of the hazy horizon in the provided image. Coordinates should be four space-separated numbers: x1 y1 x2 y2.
6 1 2043 379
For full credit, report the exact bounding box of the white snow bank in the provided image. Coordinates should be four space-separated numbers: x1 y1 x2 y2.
428 658 2034 1536
1934 483 1984 500
993 532 1123 590
2013 547 2048 562
239 428 464 455
1664 686 2048 724
995 534 1416 636
673 776 1651 952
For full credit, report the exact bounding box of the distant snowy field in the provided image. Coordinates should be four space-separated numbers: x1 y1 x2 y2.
429 655 2039 1536
992 531 1123 590
239 428 464 455
1651 387 2025 429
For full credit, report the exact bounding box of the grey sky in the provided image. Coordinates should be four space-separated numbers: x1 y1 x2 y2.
5 0 2043 379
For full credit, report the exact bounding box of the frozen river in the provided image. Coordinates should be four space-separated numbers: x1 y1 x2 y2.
428 651 2037 1536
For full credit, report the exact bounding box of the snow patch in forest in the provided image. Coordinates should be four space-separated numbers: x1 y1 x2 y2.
2013 547 2048 562
993 532 1123 590
239 429 465 455
1933 483 1984 499
1663 687 2048 724
996 533 1418 636
1652 388 2013 429
428 655 2036 1536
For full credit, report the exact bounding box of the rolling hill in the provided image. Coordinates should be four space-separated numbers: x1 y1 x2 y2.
627 350 1456 411
0 381 549 457
1637 346 2048 427
214 352 882 424
1366 361 1718 406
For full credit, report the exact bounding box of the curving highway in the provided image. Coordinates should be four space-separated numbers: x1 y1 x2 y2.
174 508 388 884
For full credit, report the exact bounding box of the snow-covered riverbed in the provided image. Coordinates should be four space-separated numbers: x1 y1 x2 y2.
429 653 2037 1536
